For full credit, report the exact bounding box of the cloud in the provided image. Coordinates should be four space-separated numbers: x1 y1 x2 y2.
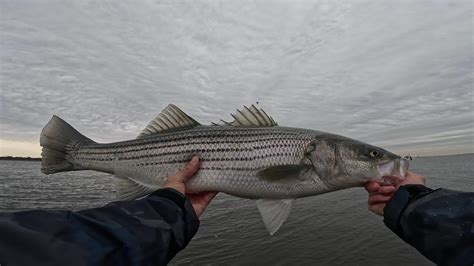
1 0 472 156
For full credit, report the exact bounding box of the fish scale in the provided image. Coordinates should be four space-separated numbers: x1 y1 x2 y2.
70 126 317 198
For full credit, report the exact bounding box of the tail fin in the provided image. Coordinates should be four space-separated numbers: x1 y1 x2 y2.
40 115 94 174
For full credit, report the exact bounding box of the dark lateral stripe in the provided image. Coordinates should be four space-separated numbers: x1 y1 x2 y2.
128 153 291 169
88 131 301 152
116 143 297 161
76 135 307 156
83 128 304 151
199 166 259 171
127 164 259 172
76 136 301 156
74 151 294 164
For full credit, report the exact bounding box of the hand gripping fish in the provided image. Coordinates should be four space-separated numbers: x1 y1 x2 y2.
40 104 409 235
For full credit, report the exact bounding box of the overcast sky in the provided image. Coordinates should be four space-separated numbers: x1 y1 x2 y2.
1 0 472 157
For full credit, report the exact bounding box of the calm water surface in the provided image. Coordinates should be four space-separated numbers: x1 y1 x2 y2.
0 154 472 265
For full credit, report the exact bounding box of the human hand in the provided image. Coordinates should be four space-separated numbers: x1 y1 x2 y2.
364 172 426 216
163 156 218 218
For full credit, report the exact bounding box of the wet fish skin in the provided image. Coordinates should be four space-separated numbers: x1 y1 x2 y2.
72 125 328 199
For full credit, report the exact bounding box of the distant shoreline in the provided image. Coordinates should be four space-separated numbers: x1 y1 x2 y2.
0 156 41 161
415 152 473 158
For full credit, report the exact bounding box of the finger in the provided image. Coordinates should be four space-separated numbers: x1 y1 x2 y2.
172 156 200 183
364 181 380 193
368 194 392 205
377 185 396 194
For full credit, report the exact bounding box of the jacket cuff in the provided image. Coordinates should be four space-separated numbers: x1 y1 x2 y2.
383 185 433 236
150 188 187 212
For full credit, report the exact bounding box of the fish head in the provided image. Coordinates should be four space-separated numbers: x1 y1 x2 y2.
306 136 409 188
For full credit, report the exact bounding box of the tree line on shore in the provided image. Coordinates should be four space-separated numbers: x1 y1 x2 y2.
0 156 41 161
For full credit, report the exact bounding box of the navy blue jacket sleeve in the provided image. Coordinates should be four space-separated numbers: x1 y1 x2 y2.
383 185 474 265
0 188 199 266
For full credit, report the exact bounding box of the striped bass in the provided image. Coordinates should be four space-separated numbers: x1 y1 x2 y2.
40 104 409 234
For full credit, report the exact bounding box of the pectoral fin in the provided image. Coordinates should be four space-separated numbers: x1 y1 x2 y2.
256 199 294 235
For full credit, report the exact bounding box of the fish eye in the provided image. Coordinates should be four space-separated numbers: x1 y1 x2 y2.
369 150 380 158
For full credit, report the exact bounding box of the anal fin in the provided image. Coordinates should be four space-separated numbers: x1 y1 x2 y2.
256 199 294 235
114 178 157 200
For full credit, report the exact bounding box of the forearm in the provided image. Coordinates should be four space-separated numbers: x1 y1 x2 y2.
0 188 199 266
383 185 474 265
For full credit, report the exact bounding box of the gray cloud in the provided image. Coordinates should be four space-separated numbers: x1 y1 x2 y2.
1 0 472 156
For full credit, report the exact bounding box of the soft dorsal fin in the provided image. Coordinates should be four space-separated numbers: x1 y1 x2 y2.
212 104 277 127
137 104 200 138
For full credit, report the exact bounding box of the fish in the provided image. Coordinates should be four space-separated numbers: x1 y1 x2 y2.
40 104 409 235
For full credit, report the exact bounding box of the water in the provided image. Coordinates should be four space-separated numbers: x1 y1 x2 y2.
0 154 472 265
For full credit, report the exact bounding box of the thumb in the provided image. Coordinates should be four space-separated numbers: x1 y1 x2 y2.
170 156 200 183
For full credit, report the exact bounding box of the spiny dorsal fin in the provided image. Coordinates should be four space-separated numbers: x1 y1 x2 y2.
137 104 200 138
213 104 277 127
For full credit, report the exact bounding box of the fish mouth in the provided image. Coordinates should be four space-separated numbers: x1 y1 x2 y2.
376 158 410 184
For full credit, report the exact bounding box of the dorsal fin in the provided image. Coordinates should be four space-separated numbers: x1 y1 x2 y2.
137 104 200 138
212 104 277 127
